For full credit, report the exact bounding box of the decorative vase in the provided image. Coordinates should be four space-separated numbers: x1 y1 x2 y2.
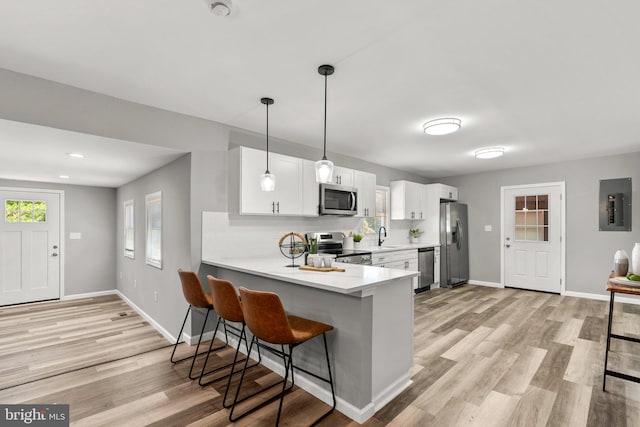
613 250 629 276
410 236 419 244
632 243 640 274
354 241 361 249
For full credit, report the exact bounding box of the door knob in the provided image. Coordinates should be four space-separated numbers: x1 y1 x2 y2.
52 253 59 256
505 244 510 248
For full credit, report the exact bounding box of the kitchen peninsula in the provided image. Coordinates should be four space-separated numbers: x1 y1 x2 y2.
200 256 419 423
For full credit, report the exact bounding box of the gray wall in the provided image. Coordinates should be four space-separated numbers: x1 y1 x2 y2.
0 179 116 296
0 68 228 151
116 155 191 338
438 152 640 295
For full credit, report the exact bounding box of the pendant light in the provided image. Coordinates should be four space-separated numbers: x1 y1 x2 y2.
315 64 335 183
260 97 275 192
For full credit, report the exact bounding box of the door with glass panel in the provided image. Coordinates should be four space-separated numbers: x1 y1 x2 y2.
0 190 61 305
503 184 562 293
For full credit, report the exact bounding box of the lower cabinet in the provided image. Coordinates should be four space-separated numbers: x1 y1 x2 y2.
372 249 418 269
372 249 419 289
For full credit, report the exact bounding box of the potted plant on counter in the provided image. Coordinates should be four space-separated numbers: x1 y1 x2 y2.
409 228 422 243
353 233 363 248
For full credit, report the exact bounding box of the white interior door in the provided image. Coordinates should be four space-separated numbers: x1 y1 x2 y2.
0 190 61 305
503 183 563 293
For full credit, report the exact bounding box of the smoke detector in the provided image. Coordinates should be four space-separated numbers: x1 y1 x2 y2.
204 0 233 16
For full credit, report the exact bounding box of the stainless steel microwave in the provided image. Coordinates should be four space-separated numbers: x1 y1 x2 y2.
319 184 357 216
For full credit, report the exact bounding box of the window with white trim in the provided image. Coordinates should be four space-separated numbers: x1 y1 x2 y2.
124 199 134 259
363 186 390 234
145 192 162 269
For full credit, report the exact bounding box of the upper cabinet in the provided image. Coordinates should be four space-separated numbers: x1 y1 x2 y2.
390 180 427 220
230 146 374 218
354 170 376 217
234 146 303 215
423 183 459 243
332 166 354 187
431 183 458 201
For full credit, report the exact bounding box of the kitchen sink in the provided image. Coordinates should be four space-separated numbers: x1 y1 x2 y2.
369 245 406 251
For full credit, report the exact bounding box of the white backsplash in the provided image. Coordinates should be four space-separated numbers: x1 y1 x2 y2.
202 212 431 260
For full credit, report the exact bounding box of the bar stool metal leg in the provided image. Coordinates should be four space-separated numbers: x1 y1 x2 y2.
221 324 262 407
603 291 615 391
171 305 217 365
228 336 294 423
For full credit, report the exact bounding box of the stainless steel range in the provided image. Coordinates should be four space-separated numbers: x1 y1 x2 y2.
305 232 372 265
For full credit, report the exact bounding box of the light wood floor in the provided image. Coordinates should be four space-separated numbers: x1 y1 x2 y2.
1 286 640 426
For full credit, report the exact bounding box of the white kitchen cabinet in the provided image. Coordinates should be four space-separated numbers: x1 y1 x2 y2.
354 170 376 217
236 146 303 215
390 180 427 220
423 184 459 243
332 166 354 187
302 159 320 216
430 183 458 201
372 249 418 270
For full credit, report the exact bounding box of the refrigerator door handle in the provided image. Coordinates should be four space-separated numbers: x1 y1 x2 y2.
456 218 463 250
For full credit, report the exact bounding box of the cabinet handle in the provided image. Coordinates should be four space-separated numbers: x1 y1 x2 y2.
411 212 415 219
272 201 275 213
277 201 280 213
420 212 423 219
405 261 409 269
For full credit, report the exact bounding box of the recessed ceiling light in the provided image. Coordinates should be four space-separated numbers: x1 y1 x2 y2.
474 147 505 159
59 175 70 179
423 118 461 136
68 153 84 158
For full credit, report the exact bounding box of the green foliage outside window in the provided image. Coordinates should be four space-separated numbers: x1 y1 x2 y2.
5 200 47 223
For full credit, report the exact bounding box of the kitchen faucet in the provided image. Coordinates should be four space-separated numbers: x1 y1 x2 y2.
378 226 387 246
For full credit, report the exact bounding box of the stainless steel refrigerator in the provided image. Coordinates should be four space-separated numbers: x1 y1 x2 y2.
440 202 469 288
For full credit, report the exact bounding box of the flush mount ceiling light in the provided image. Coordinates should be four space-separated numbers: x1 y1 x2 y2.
423 118 461 136
68 153 84 158
204 0 232 16
315 64 335 183
474 147 505 159
259 97 275 192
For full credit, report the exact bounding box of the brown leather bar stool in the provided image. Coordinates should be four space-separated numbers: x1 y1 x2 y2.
201 276 261 392
170 269 225 380
230 287 336 426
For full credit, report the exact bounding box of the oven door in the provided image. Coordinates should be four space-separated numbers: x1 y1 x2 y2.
319 184 357 215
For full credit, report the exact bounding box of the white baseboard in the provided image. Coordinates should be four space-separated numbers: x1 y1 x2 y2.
114 290 176 343
373 374 412 413
215 329 384 424
564 290 640 305
62 289 118 300
468 279 503 288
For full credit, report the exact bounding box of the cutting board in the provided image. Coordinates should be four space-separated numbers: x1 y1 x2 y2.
299 265 346 273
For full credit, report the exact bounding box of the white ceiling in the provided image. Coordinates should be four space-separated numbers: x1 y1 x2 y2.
0 119 185 187
1 0 639 184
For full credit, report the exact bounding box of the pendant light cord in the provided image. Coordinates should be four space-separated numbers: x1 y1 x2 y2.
322 72 328 160
266 102 270 173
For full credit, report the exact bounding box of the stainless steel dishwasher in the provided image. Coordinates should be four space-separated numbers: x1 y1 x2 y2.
416 247 435 293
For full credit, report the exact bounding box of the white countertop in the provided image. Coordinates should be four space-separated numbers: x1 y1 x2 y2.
202 257 419 296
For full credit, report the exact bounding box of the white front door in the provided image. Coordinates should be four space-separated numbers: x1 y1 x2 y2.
0 190 61 305
503 183 564 293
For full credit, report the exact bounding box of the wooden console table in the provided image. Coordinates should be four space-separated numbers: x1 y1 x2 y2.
603 274 640 391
